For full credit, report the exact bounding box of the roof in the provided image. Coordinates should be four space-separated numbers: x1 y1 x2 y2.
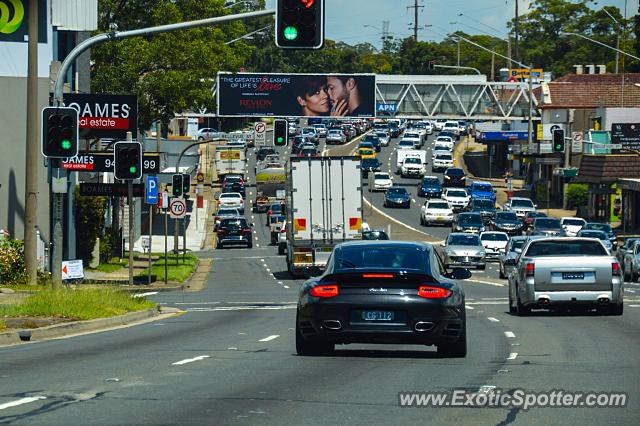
536 73 640 109
576 155 640 183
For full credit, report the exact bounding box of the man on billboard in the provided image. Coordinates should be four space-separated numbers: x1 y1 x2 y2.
326 76 368 117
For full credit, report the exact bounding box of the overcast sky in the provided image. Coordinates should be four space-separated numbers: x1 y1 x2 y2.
266 0 636 49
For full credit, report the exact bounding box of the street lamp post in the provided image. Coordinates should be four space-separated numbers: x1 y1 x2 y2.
601 8 622 74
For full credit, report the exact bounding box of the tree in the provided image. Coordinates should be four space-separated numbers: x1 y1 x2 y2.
74 188 106 266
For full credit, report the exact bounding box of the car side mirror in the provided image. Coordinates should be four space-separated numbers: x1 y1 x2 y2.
505 258 516 266
449 268 472 280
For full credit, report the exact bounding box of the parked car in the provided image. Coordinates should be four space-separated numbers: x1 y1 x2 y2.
418 176 442 198
443 188 470 212
491 211 524 236
479 231 510 261
384 187 411 208
442 233 486 270
507 237 623 315
216 217 253 249
368 171 393 192
452 212 485 234
295 241 470 357
577 229 614 254
560 217 586 237
582 222 617 250
420 198 454 226
528 217 566 237
442 167 466 188
503 197 536 219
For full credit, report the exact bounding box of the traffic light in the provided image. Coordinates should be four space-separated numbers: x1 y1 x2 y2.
274 119 288 146
182 174 191 195
114 142 143 180
427 60 436 71
41 107 79 158
552 129 565 152
276 0 324 49
172 174 183 197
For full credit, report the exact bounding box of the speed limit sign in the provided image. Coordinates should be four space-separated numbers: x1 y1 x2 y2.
169 198 187 219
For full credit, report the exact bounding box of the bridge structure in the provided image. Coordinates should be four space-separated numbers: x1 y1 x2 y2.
375 74 540 121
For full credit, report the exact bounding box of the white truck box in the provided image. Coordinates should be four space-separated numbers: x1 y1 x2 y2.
215 146 246 180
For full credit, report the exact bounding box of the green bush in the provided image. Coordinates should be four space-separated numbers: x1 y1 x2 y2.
0 237 27 285
567 183 588 209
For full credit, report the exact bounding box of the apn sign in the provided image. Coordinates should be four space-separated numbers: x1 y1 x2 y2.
63 94 138 139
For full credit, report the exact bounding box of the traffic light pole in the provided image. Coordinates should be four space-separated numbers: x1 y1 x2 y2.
50 8 275 282
126 132 135 286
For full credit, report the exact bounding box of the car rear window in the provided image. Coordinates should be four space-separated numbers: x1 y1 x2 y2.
511 199 534 208
448 234 481 246
336 246 427 270
578 230 607 240
497 212 518 220
220 218 248 228
526 240 607 257
446 168 464 176
428 202 449 209
563 219 585 226
481 233 508 242
387 188 407 195
535 218 562 228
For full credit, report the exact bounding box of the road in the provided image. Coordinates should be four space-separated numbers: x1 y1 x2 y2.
1 127 639 425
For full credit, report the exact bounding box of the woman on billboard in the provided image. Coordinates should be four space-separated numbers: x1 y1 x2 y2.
294 76 331 117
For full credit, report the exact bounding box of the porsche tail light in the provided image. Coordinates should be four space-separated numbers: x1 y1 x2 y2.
310 284 339 298
418 286 451 299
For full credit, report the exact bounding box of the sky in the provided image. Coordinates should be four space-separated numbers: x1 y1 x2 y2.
265 0 637 49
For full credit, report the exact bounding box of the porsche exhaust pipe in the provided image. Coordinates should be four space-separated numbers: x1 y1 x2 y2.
414 321 435 332
322 320 342 330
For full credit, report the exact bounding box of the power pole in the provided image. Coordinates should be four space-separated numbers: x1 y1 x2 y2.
514 0 520 62
24 0 39 285
407 0 423 41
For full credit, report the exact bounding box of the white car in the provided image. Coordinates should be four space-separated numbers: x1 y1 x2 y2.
432 152 454 172
434 119 447 131
420 199 454 226
435 135 454 144
443 121 461 137
368 172 393 192
313 124 328 137
401 156 427 177
401 132 422 148
397 139 415 150
443 188 470 211
479 231 510 261
561 217 586 237
196 128 219 140
374 131 390 146
217 192 244 212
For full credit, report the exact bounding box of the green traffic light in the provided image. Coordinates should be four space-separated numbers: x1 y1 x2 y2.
277 137 284 142
61 140 71 150
284 26 298 41
130 166 137 174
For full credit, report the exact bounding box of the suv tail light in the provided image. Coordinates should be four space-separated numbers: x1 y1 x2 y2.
525 263 535 277
217 229 226 235
242 228 252 234
612 262 621 277
310 284 339 298
418 286 451 299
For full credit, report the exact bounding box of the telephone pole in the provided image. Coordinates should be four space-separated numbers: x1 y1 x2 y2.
514 0 520 62
407 0 424 41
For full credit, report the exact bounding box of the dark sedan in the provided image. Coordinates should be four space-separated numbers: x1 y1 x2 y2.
582 222 617 250
384 187 411 208
442 167 466 188
491 211 524 236
528 217 566 237
296 241 470 357
361 158 381 176
418 176 442 198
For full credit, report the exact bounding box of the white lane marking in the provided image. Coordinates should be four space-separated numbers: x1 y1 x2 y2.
172 355 210 365
251 215 255 219
260 258 265 262
256 243 260 247
228 347 238 350
465 305 475 310
627 289 636 293
507 352 518 360
266 268 271 272
259 335 280 342
478 385 496 394
487 317 500 322
466 279 505 287
284 285 290 289
361 197 441 242
482 297 508 301
0 396 47 411
504 331 516 338
132 291 158 298
629 304 640 307
278 281 283 284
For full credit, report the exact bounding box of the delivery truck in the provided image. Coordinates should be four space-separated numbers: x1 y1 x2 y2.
253 156 286 213
215 146 246 181
286 156 363 277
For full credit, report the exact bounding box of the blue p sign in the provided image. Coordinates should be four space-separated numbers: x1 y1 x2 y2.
145 176 158 204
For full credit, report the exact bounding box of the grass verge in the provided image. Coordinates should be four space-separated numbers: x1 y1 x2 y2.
0 320 6 332
0 287 156 320
88 259 128 273
136 253 198 283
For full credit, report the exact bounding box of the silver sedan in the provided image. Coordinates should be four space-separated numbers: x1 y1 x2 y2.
442 233 486 270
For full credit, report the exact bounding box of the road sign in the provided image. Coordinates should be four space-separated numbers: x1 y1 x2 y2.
254 121 266 145
213 132 254 140
572 131 583 153
539 143 553 154
170 198 187 219
145 176 158 204
61 260 84 280
535 157 562 165
196 172 204 183
611 123 640 153
79 183 145 197
376 103 397 114
158 191 169 209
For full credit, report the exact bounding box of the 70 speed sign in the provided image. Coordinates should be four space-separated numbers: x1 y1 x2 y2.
170 198 187 219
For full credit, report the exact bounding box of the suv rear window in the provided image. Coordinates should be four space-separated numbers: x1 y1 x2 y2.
219 218 248 228
526 240 607 257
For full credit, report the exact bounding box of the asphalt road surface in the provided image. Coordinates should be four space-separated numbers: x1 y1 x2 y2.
1 128 639 425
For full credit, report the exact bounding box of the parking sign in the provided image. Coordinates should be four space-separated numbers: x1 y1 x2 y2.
145 176 158 204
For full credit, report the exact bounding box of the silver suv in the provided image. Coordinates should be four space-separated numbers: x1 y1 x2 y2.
503 197 536 219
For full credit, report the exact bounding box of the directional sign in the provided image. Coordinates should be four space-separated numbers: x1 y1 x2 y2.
254 121 266 145
170 198 187 219
145 176 158 204
213 132 254 140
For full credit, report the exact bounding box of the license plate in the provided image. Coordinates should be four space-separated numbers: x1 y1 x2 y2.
562 272 584 280
361 310 394 321
436 216 444 221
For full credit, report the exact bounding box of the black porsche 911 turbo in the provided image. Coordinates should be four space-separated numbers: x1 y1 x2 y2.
296 241 471 358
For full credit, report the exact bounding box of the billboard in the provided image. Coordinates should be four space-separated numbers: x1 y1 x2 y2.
62 94 138 139
611 123 640 153
217 72 376 118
